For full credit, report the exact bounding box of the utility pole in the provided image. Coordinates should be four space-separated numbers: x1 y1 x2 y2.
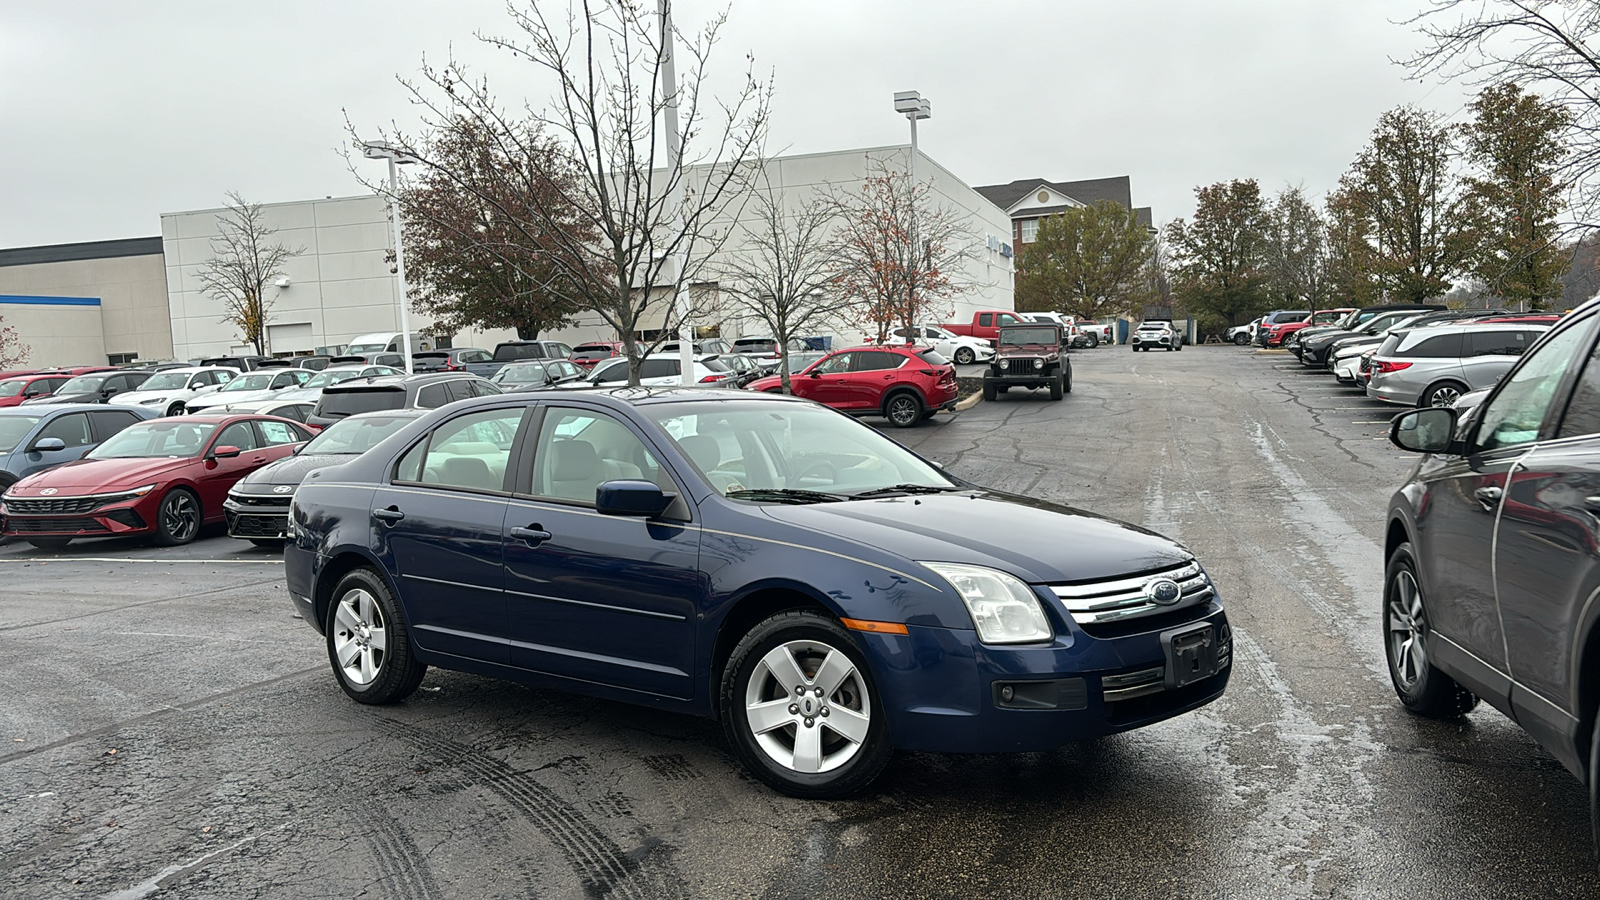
660 0 694 386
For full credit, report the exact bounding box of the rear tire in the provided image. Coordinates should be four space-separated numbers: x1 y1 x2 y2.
1422 381 1468 408
1384 542 1479 718
1085 333 1100 348
721 610 892 798
326 568 426 704
1233 333 1250 346
883 391 922 428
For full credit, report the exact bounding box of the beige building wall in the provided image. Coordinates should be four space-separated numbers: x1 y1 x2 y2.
0 239 172 367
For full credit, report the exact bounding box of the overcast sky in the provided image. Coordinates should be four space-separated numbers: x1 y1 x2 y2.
0 0 1472 248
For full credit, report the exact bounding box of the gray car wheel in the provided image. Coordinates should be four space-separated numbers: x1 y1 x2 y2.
326 568 427 704
953 347 975 365
1422 381 1467 408
883 391 922 428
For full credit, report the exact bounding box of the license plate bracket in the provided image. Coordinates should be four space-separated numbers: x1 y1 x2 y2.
1161 623 1219 690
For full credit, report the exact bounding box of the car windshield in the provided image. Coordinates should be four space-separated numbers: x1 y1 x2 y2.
0 380 26 398
300 414 415 454
0 415 43 453
137 372 193 391
304 369 364 389
999 327 1058 346
649 401 956 499
88 420 218 459
496 363 550 383
220 373 275 392
57 374 109 393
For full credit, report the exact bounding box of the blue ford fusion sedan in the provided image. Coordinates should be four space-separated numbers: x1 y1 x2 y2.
284 388 1230 797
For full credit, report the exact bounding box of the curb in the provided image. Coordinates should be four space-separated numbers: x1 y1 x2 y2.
1255 348 1289 355
954 391 983 412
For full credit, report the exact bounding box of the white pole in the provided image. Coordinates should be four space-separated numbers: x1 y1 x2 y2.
388 157 415 374
658 0 694 386
907 114 919 343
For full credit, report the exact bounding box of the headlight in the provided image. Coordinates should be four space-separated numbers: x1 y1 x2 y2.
1033 358 1044 369
127 484 158 498
140 397 164 405
921 562 1053 644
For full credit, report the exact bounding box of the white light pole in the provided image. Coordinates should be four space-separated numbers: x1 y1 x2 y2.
659 0 695 386
362 140 420 374
892 91 930 343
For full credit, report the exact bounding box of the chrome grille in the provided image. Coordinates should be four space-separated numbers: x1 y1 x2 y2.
1050 561 1215 625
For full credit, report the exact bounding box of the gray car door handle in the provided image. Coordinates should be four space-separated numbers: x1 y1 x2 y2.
1585 495 1600 512
510 525 553 546
372 506 405 523
1474 486 1503 509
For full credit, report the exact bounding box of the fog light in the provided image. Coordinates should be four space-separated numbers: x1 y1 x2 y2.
1001 685 1015 702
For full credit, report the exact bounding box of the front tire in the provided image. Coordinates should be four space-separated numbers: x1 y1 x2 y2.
153 488 201 546
953 347 975 365
165 402 185 417
1384 542 1478 717
883 391 922 428
1049 373 1064 400
981 380 997 402
326 568 426 704
721 611 891 798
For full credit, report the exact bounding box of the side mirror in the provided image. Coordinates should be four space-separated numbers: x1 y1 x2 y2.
211 445 242 459
1390 408 1458 454
31 437 67 453
808 370 821 378
595 479 673 517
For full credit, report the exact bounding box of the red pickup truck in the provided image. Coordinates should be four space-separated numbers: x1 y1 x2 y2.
941 310 1029 341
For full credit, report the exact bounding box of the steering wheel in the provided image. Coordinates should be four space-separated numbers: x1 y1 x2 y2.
792 459 837 486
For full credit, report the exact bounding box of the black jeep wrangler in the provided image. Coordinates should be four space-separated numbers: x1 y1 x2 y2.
982 323 1071 401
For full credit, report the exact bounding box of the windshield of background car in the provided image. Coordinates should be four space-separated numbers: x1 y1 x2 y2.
999 328 1058 346
0 380 26 398
649 401 955 498
496 363 549 383
317 388 406 419
137 372 193 391
221 373 275 392
57 375 109 393
88 420 219 459
0 415 42 453
301 414 415 454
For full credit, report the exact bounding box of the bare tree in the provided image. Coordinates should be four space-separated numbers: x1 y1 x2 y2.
0 315 28 368
1403 0 1600 224
1265 186 1332 312
713 180 847 393
830 156 979 344
195 193 302 356
356 0 770 385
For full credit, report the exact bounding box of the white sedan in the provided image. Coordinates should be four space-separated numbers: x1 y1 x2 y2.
889 325 995 365
112 366 239 416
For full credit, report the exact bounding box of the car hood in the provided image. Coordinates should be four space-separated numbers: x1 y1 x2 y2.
760 490 1191 584
193 390 273 407
25 392 98 405
117 389 193 406
7 456 196 494
233 452 354 490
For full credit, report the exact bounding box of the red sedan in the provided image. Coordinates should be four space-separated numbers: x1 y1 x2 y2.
0 414 311 549
746 344 960 427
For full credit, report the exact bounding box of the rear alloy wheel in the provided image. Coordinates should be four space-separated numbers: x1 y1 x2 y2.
953 347 975 365
326 568 426 704
153 488 201 546
883 392 922 428
1384 542 1478 717
1422 381 1467 408
1085 333 1100 348
721 610 891 798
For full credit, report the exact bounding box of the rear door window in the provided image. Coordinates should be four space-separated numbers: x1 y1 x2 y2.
852 351 904 372
397 408 525 492
256 419 307 446
1399 333 1464 358
417 384 451 408
639 359 678 379
445 379 475 403
1466 330 1536 357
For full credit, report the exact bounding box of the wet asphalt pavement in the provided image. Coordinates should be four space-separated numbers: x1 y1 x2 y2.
2 344 1597 899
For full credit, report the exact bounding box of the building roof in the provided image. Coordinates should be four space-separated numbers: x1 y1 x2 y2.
974 176 1136 215
0 237 163 269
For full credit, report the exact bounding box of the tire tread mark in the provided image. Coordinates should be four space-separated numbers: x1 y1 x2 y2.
380 719 669 900
357 811 442 900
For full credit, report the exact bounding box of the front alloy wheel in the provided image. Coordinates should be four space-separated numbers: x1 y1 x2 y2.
154 489 201 545
722 611 890 797
1383 542 1478 717
954 347 975 365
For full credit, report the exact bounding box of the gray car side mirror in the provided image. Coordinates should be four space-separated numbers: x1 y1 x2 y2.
31 437 67 452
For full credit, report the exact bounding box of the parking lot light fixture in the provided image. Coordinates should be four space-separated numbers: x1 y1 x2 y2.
361 140 421 374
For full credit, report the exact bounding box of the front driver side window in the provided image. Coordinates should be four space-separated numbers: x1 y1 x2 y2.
215 421 260 451
531 409 661 505
1474 317 1599 453
814 353 853 375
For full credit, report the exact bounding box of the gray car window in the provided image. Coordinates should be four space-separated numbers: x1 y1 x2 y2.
37 413 93 447
1558 335 1600 439
1474 318 1598 453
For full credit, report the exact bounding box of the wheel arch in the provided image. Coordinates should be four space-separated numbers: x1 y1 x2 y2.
708 581 839 720
312 546 398 636
1385 515 1412 562
1569 582 1600 783
880 384 925 413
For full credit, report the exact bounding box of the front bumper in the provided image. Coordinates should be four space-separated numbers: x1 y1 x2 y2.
225 495 290 539
864 604 1231 753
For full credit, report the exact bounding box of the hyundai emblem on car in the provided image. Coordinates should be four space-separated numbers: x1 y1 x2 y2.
273 485 294 494
1145 578 1183 606
39 488 57 495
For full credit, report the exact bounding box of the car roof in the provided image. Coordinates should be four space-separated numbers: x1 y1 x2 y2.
0 403 122 416
324 372 473 391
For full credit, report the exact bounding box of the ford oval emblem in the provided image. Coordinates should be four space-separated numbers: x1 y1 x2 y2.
39 488 57 495
1145 578 1183 606
273 485 294 494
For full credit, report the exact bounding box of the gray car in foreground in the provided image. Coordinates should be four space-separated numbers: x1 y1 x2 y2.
1367 322 1552 407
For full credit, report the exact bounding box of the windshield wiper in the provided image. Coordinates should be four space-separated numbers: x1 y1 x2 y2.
849 484 959 498
725 488 842 504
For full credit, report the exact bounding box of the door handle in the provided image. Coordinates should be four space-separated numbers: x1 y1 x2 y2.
372 506 405 523
1585 496 1600 512
1474 486 1503 509
510 525 553 547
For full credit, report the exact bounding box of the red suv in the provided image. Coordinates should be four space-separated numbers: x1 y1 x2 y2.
570 341 625 370
746 345 959 428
